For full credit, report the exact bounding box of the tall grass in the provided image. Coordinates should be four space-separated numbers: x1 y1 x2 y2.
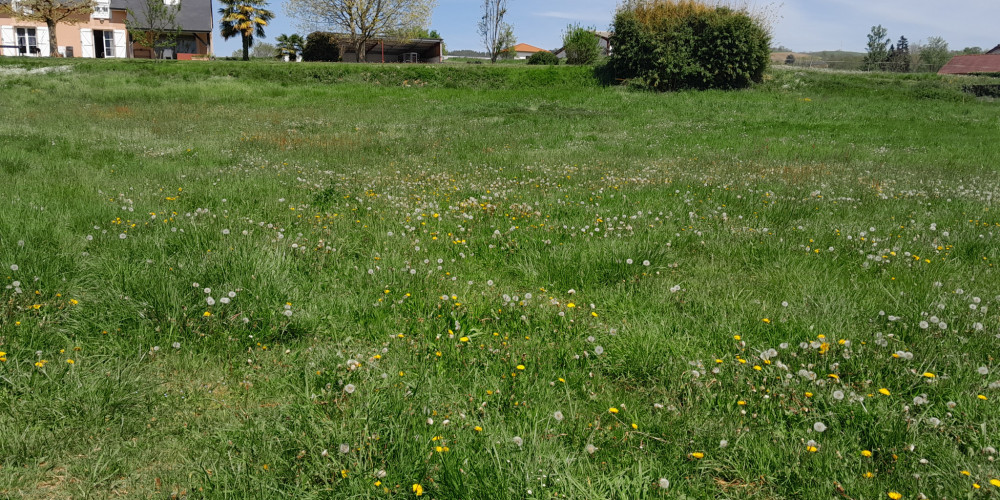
1 59 999 498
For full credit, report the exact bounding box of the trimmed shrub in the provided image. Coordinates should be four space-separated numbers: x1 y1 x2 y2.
609 0 771 91
563 25 600 65
527 51 560 65
303 32 342 62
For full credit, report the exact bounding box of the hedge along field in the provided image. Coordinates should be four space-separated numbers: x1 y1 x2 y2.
1 59 1000 499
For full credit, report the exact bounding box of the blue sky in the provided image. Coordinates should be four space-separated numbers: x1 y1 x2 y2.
214 0 1000 56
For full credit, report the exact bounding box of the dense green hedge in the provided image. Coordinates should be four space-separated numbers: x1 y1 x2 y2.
42 59 600 89
609 1 771 91
526 51 560 66
302 32 342 62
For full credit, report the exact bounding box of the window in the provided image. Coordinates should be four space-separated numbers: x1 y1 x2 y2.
93 1 111 19
103 30 115 58
16 27 39 56
11 0 33 15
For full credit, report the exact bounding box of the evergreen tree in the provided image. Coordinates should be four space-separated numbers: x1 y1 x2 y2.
886 36 910 72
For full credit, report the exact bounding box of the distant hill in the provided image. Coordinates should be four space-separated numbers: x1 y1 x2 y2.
804 51 866 71
770 52 829 68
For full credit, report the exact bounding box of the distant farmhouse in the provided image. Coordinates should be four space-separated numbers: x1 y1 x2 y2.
938 51 1000 75
511 43 547 60
0 0 212 59
554 31 612 59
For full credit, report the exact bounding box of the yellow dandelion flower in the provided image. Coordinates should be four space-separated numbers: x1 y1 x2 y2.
762 318 770 323
412 483 424 496
805 392 813 398
753 365 762 371
69 299 79 305
737 400 747 406
567 303 576 308
516 364 525 370
991 479 1000 487
974 483 981 489
474 426 482 432
806 446 818 453
863 472 873 478
691 452 704 459
591 311 598 317
631 423 638 430
923 372 935 378
888 492 902 499
978 394 988 400
828 374 839 379
460 337 469 342
960 470 971 476
203 311 212 317
861 450 872 457
340 469 348 478
608 407 619 414
733 335 741 340
66 359 74 364
879 388 891 396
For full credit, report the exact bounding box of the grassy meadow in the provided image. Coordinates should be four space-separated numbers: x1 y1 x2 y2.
1 59 1000 499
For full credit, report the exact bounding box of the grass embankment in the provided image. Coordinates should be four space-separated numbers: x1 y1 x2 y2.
1 59 999 499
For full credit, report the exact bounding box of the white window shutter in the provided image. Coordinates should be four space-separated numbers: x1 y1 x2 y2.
80 28 94 58
36 26 50 57
113 29 127 58
0 26 15 57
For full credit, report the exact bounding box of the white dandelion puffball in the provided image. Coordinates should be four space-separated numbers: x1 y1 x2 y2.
339 443 350 454
344 384 356 394
978 366 989 375
10 264 18 271
813 422 827 433
553 411 564 422
585 444 597 454
512 436 523 447
658 478 670 489
719 440 729 448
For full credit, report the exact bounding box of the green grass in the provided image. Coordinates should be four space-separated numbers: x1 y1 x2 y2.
1 58 1000 499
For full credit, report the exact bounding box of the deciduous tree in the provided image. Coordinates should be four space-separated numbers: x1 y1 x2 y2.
914 36 949 73
862 24 890 71
478 0 515 63
562 24 599 65
219 0 274 61
2 0 94 56
285 0 436 63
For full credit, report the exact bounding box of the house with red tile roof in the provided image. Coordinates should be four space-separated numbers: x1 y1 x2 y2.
938 54 1000 75
512 43 547 60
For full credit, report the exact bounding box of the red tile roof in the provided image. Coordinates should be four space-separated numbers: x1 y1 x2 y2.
937 55 1000 75
513 43 547 53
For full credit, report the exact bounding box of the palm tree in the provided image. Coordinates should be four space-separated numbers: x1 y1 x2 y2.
218 0 274 61
275 33 305 61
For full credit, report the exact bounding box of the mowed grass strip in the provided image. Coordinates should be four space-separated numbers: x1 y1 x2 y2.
1 60 999 499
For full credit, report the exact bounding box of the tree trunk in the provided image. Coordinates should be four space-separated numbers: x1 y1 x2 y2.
242 35 250 61
47 19 59 57
357 41 367 63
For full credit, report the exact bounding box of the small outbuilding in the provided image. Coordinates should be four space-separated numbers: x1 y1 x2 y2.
985 44 1000 55
339 37 444 63
937 54 1000 75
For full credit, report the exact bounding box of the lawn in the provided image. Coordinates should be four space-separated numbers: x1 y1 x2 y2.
1 59 999 499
